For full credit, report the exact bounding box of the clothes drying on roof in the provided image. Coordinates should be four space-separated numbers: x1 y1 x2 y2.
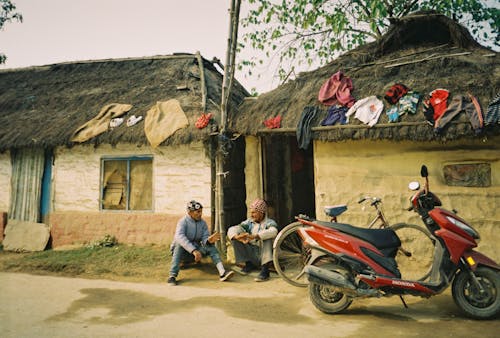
318 71 355 107
386 91 421 123
386 106 400 123
434 94 484 135
71 103 133 143
399 91 421 115
195 113 213 129
296 106 319 150
384 83 409 104
429 89 450 121
485 93 500 126
346 96 384 127
264 115 282 129
320 105 348 126
144 99 189 148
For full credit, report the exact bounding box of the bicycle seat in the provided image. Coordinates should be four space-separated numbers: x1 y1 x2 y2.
324 204 348 217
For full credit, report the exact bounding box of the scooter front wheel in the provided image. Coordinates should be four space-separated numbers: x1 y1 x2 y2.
452 266 500 319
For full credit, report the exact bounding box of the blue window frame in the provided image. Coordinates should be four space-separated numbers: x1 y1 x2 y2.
100 156 153 211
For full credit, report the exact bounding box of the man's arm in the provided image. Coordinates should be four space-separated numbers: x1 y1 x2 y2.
256 220 279 240
174 218 197 253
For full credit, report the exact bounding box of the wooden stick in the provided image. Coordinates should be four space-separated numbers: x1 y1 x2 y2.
345 44 451 70
384 52 471 68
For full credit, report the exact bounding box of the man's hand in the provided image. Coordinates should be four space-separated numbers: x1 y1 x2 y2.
192 250 202 262
208 232 221 244
234 232 250 244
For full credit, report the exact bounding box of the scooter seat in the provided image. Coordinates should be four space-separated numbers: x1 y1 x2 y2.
315 220 401 251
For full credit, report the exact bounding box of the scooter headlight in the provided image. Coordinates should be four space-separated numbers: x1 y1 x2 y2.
446 216 480 241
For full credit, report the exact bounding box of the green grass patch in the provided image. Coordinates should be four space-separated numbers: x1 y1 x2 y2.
0 244 171 283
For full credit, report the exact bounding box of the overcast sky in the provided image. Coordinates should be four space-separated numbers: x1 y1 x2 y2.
0 0 278 93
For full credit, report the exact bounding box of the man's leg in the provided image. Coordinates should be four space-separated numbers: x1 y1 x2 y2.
255 239 273 282
231 240 260 273
169 243 191 281
199 245 234 281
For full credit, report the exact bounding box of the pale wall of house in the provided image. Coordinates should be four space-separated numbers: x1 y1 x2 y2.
49 142 212 247
0 151 11 212
53 143 211 213
314 137 500 260
244 136 262 207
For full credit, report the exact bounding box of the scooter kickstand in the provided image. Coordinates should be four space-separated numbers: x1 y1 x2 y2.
399 295 409 309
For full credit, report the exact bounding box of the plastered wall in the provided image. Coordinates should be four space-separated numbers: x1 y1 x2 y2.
53 143 211 214
314 138 500 260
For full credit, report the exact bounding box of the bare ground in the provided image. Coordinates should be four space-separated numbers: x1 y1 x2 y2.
1 264 499 338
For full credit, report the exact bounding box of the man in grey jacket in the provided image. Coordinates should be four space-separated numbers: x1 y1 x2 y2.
227 198 278 282
168 200 234 285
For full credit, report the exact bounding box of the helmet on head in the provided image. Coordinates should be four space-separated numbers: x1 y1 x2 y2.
187 200 203 211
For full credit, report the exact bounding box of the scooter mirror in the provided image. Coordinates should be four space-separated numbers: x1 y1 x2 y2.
409 181 420 191
420 165 428 178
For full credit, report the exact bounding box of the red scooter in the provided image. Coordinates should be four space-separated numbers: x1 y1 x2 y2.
299 165 499 319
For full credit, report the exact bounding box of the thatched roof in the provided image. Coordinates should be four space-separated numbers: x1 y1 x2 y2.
0 53 249 152
232 12 499 142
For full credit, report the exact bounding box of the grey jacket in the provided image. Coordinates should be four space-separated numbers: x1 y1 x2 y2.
172 215 210 254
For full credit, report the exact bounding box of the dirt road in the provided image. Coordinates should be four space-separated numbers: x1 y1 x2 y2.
1 271 498 338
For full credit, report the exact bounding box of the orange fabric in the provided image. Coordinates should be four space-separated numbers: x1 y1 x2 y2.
263 115 282 129
195 113 213 129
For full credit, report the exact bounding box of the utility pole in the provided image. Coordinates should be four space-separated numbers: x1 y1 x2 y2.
216 0 241 257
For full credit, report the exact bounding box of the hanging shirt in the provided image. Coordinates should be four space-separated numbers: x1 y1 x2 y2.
318 71 356 107
485 93 500 126
346 96 384 127
429 89 449 121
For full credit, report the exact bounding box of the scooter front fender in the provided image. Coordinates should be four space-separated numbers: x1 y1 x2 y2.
463 250 500 271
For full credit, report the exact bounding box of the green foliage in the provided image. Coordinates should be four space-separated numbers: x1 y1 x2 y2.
0 0 22 64
86 234 118 249
241 0 499 85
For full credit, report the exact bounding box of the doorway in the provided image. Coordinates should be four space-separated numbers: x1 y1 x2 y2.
262 135 316 229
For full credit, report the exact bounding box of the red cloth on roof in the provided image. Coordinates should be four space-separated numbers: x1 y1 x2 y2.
429 89 449 121
195 113 213 129
384 83 409 104
318 71 355 107
264 115 282 129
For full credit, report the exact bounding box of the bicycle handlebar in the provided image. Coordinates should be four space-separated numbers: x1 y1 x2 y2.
358 196 382 207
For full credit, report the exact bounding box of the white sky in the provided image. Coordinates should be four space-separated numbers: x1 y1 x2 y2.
0 0 279 93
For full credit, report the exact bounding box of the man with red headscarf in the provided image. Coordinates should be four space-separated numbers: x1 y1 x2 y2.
227 198 278 282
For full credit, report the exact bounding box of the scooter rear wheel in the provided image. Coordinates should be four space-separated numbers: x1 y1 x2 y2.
272 222 309 287
309 283 352 314
452 267 500 319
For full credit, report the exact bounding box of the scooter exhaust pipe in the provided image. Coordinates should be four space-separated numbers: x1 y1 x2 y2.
305 265 378 297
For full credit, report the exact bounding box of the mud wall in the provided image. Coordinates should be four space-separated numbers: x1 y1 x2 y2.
314 137 500 261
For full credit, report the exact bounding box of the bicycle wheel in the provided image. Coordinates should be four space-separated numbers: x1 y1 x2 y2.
273 222 310 287
390 223 435 281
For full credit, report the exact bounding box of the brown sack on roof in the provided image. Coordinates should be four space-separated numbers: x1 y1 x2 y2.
71 103 133 143
144 99 189 148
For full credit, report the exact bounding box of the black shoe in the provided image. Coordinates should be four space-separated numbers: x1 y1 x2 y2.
167 276 177 285
219 270 235 282
254 266 270 282
241 262 256 274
